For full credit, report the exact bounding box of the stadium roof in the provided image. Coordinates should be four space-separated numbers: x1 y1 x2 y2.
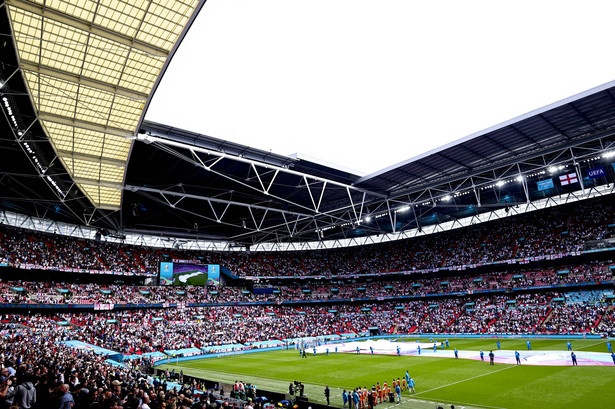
1 2 615 247
2 0 203 210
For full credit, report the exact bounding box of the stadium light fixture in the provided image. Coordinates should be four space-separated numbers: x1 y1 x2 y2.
496 180 505 187
515 175 524 182
603 151 615 158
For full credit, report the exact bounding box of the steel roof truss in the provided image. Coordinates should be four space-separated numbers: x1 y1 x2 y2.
471 178 481 207
141 134 386 198
544 148 572 167
156 142 321 216
303 176 327 213
16 116 38 142
191 148 223 171
206 197 231 224
281 212 301 238
489 163 515 181
450 177 471 195
516 163 530 203
346 188 366 227
251 163 279 197
385 200 396 233
1 96 90 223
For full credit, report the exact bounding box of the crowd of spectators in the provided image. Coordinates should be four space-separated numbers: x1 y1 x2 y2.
539 303 607 334
0 195 614 279
3 289 612 358
0 328 245 409
1 286 611 409
0 196 613 408
0 260 611 307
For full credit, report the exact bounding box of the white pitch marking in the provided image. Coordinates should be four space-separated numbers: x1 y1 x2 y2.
573 340 608 351
413 365 517 396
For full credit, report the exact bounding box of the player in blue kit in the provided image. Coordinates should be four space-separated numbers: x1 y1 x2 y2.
515 351 521 365
526 340 532 350
408 377 416 394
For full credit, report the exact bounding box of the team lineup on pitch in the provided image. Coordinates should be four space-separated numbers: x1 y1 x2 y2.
163 337 615 409
312 339 615 366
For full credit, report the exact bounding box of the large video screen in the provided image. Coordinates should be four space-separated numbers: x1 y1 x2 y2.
159 262 220 286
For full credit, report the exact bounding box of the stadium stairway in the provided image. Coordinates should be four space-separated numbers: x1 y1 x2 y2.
414 311 430 332
445 309 463 329
594 305 614 329
537 306 554 329
95 255 107 269
482 313 501 333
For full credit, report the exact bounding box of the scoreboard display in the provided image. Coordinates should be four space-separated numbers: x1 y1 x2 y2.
159 262 220 286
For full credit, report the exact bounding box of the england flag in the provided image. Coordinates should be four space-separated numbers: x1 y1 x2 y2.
559 172 578 185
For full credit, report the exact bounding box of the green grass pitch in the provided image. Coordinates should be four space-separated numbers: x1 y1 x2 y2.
159 338 615 409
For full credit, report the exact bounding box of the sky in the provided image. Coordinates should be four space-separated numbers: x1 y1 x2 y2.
146 0 615 176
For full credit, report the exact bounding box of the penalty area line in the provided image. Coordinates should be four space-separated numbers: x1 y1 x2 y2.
413 365 517 396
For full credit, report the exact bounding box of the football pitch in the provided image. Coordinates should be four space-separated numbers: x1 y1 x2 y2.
158 338 615 409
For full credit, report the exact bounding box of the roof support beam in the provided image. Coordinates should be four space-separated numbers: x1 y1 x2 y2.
39 113 134 138
387 129 615 204
21 63 149 101
304 177 327 213
517 164 530 204
125 184 314 219
55 150 127 168
136 133 387 199
5 0 170 57
72 177 124 190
